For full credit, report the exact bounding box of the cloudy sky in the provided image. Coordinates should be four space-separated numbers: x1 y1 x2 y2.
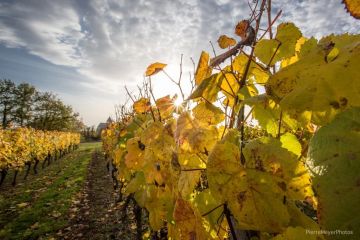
0 0 358 126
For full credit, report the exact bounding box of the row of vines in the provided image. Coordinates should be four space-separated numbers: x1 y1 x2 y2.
102 0 359 239
0 128 80 186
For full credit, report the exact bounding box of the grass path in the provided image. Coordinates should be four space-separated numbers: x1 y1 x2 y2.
58 150 124 240
0 142 101 240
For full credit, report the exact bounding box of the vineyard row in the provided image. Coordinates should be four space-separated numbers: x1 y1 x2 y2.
0 128 80 186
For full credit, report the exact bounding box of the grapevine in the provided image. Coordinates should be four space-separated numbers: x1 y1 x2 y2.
102 0 360 239
0 128 80 186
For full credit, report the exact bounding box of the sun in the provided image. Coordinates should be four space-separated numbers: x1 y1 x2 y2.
174 97 183 107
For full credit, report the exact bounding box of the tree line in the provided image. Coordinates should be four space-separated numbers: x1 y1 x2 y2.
0 79 83 131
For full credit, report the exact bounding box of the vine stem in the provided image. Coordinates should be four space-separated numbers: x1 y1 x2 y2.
201 203 224 217
237 0 267 164
224 204 238 240
148 77 160 122
258 9 282 40
181 168 206 172
277 110 283 139
124 86 135 103
267 0 273 39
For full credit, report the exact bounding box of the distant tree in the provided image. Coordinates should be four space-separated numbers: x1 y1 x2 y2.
0 79 84 131
29 92 83 131
82 125 99 141
12 83 36 126
0 79 16 128
71 116 85 133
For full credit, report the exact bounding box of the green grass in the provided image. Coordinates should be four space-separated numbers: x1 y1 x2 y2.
79 141 102 151
0 142 101 240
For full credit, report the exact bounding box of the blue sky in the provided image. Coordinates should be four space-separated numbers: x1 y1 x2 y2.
0 0 358 126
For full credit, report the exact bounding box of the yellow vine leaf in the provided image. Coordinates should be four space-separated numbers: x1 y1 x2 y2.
343 0 360 19
133 184 154 207
238 82 259 101
193 190 229 239
217 35 236 49
176 112 219 153
287 202 322 231
207 136 317 232
189 73 221 102
217 64 260 108
192 102 224 126
246 93 312 132
155 95 175 119
326 47 339 62
194 51 212 85
266 34 360 125
252 105 278 137
177 152 206 169
219 70 240 107
133 98 151 113
125 171 146 194
255 39 279 66
275 23 302 57
139 122 176 185
144 187 174 231
295 36 307 52
140 121 160 142
232 54 269 84
175 112 196 146
298 37 317 59
280 55 298 69
124 137 145 171
255 22 302 66
145 62 167 76
207 141 289 232
207 142 241 188
171 197 210 239
177 170 201 198
280 37 307 68
243 137 315 204
187 126 219 153
208 148 291 232
280 133 302 157
308 107 360 237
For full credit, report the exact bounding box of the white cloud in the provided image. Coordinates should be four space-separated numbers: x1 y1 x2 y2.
0 0 84 66
1 0 357 87
0 0 358 125
272 0 359 39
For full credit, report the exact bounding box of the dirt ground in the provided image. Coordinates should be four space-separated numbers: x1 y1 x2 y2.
0 143 151 240
58 151 141 240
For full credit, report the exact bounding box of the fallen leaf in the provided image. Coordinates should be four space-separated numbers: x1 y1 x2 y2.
30 222 39 229
17 202 29 208
51 210 62 218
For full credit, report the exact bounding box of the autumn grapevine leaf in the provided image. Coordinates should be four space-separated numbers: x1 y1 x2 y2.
145 62 167 77
342 0 360 19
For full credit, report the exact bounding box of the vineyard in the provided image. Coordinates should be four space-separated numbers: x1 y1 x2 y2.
0 0 359 239
0 128 80 186
101 1 360 240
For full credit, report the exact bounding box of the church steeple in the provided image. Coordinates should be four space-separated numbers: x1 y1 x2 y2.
106 117 113 124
